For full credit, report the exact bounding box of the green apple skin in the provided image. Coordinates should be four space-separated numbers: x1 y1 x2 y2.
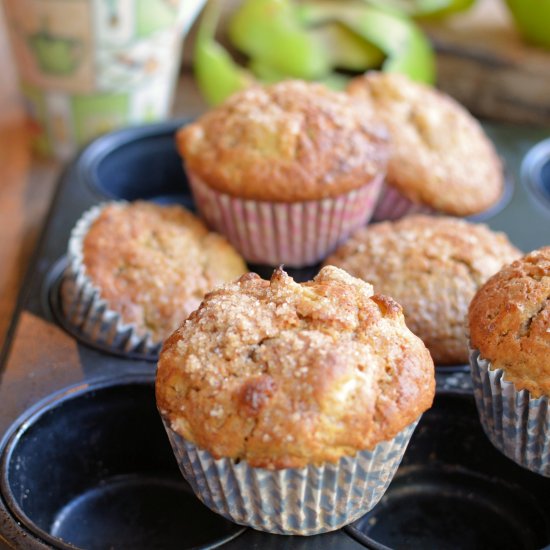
229 0 330 79
193 0 254 106
415 0 476 19
194 0 436 105
309 22 386 71
194 38 254 105
505 0 550 49
300 3 435 83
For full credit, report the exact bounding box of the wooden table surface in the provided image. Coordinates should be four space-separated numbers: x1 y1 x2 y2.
1 0 549 351
0 8 59 350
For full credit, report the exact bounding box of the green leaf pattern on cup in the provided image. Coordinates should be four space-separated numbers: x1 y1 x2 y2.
28 30 83 76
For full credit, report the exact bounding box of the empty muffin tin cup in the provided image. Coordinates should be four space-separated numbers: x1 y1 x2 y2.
60 202 161 357
0 377 244 549
160 417 418 536
346 391 550 550
79 119 195 207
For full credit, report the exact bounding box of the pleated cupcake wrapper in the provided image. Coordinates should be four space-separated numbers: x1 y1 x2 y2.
162 419 418 535
470 348 550 477
60 202 161 356
188 173 383 268
372 182 436 222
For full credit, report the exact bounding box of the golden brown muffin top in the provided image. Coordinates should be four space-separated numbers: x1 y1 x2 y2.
347 72 503 216
469 247 550 397
324 216 522 365
177 80 389 202
82 201 247 343
156 266 435 469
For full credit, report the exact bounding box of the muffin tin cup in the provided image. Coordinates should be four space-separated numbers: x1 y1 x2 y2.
60 202 161 356
0 377 246 550
187 172 384 268
161 419 418 536
470 348 550 477
347 389 550 549
371 182 436 221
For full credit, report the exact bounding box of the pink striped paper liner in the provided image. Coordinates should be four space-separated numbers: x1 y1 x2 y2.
372 182 436 222
188 173 383 267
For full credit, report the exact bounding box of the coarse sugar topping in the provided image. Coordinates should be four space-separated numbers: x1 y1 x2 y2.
156 266 435 469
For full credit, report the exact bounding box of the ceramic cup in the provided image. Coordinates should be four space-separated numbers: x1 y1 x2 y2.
3 0 206 159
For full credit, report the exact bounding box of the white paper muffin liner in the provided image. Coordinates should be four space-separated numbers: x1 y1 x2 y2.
162 419 418 535
60 202 160 355
470 348 550 477
187 172 383 267
372 182 436 221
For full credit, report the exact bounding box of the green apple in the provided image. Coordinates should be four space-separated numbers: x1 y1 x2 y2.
193 0 254 105
299 1 435 83
417 0 476 19
505 0 550 49
193 0 437 106
250 57 350 90
248 58 289 83
308 21 385 71
228 0 330 79
363 0 476 18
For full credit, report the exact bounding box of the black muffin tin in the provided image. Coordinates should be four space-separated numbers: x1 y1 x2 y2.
1 119 549 550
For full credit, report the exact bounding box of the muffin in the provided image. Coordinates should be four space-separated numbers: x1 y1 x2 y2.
469 247 550 476
61 201 247 354
346 72 504 221
324 215 522 365
156 265 435 534
176 80 389 267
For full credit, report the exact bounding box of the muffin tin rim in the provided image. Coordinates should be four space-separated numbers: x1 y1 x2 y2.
77 118 190 203
521 136 550 213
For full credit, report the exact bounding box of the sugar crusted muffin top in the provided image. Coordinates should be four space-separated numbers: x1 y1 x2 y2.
324 215 522 365
156 266 435 469
177 80 389 202
469 247 550 397
346 72 503 216
82 201 247 343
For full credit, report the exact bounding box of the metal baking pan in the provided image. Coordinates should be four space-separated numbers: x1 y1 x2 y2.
0 119 549 549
